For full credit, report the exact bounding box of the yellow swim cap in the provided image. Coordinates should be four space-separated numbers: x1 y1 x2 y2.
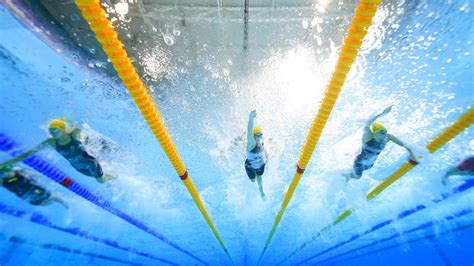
253 126 263 135
49 119 67 131
371 122 386 133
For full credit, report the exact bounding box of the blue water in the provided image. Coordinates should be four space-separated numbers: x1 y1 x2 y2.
0 0 473 265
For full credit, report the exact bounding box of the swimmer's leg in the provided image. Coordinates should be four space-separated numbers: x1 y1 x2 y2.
82 154 116 183
245 160 256 182
344 155 364 180
41 192 69 208
256 175 265 198
343 172 361 180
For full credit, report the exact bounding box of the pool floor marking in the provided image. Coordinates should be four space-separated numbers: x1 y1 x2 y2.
2 234 142 266
0 202 176 265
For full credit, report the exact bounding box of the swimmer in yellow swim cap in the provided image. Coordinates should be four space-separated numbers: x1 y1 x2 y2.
245 110 268 199
0 119 115 183
0 165 68 208
345 106 419 180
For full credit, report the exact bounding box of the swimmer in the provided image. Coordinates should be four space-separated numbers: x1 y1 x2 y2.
345 106 418 180
245 110 268 198
0 165 68 208
0 119 115 183
442 156 474 185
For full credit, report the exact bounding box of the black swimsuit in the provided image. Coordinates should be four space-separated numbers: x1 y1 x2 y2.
245 145 266 180
2 172 51 205
55 137 103 178
353 137 387 177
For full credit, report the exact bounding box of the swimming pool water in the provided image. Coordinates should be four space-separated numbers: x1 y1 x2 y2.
0 0 473 265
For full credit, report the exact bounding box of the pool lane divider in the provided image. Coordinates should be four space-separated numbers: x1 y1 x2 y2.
0 133 204 264
328 223 474 265
73 0 231 262
258 0 384 262
291 178 474 264
316 208 474 265
0 202 175 265
280 107 474 263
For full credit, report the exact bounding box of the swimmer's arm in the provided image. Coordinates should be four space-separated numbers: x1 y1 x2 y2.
362 125 373 143
388 134 417 162
444 166 465 177
264 148 269 164
71 128 82 140
247 110 257 152
362 116 377 142
0 139 53 168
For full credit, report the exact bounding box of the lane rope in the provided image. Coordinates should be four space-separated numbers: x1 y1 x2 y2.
0 133 205 264
316 209 473 265
280 107 473 263
258 0 384 262
73 0 231 261
294 178 474 264
326 223 474 265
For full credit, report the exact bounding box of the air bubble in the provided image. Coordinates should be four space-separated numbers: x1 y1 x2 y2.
302 19 309 29
70 14 80 22
163 35 175 46
460 2 469 12
222 68 230 77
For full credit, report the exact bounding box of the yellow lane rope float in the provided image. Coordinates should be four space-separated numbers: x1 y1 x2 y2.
73 0 232 262
281 107 474 262
258 0 383 262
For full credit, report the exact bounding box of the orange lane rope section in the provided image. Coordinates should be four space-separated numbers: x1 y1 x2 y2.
258 0 383 262
74 0 232 262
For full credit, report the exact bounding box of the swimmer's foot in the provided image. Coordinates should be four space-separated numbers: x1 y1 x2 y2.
56 198 70 209
50 193 69 208
98 174 117 183
259 188 266 199
441 175 449 186
342 172 357 181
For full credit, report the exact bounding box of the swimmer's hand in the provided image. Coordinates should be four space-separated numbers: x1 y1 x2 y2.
249 110 257 119
380 105 392 116
408 151 420 164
